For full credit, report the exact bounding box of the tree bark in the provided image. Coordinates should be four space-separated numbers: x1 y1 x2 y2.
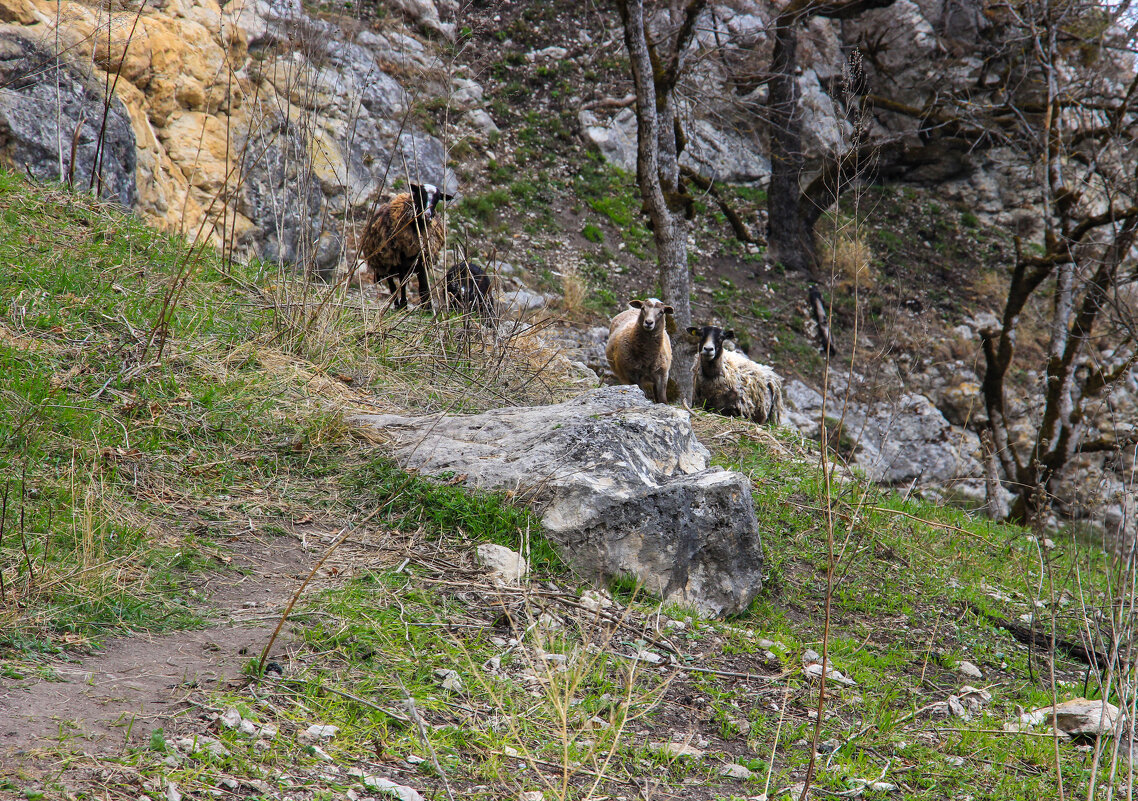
766 14 815 275
616 0 704 404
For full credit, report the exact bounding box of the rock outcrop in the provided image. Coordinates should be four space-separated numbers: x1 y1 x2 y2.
0 25 137 207
351 386 764 617
0 0 458 271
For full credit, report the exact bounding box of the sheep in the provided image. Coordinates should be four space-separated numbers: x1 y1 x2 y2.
359 182 453 309
687 325 783 425
445 260 495 316
606 298 674 403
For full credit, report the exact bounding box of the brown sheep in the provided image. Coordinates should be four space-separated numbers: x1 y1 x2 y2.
359 183 452 309
605 298 674 403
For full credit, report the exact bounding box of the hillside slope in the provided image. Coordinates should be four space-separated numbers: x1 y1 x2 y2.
0 172 1130 800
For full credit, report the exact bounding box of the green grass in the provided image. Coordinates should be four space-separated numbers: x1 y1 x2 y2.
1 171 1127 800
0 170 568 656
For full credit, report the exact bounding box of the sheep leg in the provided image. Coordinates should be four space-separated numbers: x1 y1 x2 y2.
414 258 431 310
652 374 668 404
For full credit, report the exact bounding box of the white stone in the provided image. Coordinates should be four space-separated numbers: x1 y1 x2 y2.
1020 698 1120 738
361 776 425 801
719 762 755 779
466 109 499 137
525 46 568 61
300 724 339 743
519 792 544 801
219 709 243 730
580 589 613 612
476 543 528 584
957 660 983 679
649 741 704 759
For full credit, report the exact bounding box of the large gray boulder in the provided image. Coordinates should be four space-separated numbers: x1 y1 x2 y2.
0 26 137 207
351 386 764 617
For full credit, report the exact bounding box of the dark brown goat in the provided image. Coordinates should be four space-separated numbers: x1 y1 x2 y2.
359 183 452 309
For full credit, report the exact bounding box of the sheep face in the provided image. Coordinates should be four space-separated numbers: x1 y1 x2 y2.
687 325 735 364
409 183 455 223
628 298 674 335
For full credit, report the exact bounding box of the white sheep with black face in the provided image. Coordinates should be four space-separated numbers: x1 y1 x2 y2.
687 325 783 425
605 298 675 403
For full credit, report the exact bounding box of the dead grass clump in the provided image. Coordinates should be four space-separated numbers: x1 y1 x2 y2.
820 230 875 292
559 263 588 316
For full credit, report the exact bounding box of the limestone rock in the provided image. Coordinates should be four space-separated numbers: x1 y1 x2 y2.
0 25 137 207
361 776 425 801
1019 698 1120 738
783 378 981 484
957 660 983 679
475 543 528 584
350 386 764 617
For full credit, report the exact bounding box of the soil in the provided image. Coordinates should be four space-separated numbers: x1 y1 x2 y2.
0 532 312 783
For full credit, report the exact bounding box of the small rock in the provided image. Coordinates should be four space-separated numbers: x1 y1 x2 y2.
633 649 663 664
519 792 544 801
500 288 549 314
300 724 339 743
580 589 613 612
719 762 755 779
258 723 278 740
307 744 334 762
218 778 239 791
484 656 502 673
476 543 528 584
803 663 856 686
649 741 704 759
166 783 182 801
1020 697 1120 738
219 709 243 730
957 660 983 679
360 776 425 801
466 109 500 137
407 754 426 765
238 719 259 736
802 648 821 663
525 45 568 61
176 736 229 759
584 716 610 730
504 745 521 758
434 669 464 692
817 738 841 754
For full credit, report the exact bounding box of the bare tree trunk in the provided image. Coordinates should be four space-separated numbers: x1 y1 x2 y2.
766 14 815 276
616 0 704 404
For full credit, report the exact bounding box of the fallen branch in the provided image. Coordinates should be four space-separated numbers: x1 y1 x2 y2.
960 601 1107 668
581 93 637 111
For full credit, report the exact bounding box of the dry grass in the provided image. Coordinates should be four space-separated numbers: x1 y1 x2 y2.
559 263 588 316
820 229 875 292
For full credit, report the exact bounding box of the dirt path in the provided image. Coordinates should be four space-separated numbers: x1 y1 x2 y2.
0 534 313 784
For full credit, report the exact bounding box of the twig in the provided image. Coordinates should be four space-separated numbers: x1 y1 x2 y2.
278 678 410 725
257 506 381 673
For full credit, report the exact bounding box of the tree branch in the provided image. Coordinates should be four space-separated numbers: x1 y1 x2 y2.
680 165 765 245
657 0 708 94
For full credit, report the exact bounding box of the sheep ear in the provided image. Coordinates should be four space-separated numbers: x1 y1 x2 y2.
443 192 456 201
686 327 700 337
628 299 644 309
665 315 678 335
724 330 736 340
663 305 675 315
